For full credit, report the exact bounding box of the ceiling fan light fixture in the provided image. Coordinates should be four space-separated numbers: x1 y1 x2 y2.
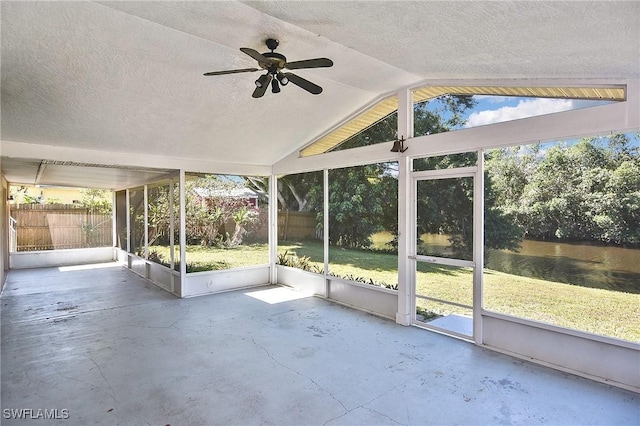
271 78 281 93
277 72 289 86
205 38 333 97
255 73 269 88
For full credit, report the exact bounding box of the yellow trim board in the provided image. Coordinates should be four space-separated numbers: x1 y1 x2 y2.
300 85 625 157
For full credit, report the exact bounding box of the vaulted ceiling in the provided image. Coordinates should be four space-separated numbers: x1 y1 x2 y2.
2 1 639 188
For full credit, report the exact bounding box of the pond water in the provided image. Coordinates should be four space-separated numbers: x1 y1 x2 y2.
420 234 640 294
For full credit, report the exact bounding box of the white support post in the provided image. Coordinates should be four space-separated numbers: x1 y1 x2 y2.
396 156 412 326
143 185 149 259
169 178 176 294
397 87 414 141
626 79 640 128
125 189 131 254
269 174 278 284
179 170 187 297
396 88 413 325
473 149 485 344
169 178 175 269
111 191 117 249
323 169 329 299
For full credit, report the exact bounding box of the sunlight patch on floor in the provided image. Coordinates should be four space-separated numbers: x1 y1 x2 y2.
428 314 473 336
244 286 314 304
58 262 121 272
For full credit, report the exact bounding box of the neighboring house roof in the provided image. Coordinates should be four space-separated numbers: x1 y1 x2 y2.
194 188 259 199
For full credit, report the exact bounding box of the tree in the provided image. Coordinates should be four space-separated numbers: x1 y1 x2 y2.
328 164 396 248
257 94 544 255
76 188 113 248
414 168 475 258
185 175 262 247
483 145 540 254
600 159 640 244
147 184 173 247
245 173 323 213
230 206 260 246
260 94 520 253
484 145 538 209
411 151 522 259
331 94 477 151
491 135 640 246
326 95 479 250
79 188 112 215
415 95 476 136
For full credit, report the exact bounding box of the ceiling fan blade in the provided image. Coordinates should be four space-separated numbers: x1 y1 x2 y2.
252 74 273 98
285 58 333 70
284 73 323 95
203 68 259 76
240 47 269 64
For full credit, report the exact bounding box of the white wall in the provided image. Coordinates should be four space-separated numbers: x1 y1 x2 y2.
183 266 270 298
276 266 398 321
483 313 640 392
9 247 115 269
1 174 8 289
117 249 181 297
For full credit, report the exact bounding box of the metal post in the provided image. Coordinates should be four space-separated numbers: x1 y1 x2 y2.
473 149 485 344
179 170 187 297
396 156 412 326
169 178 175 269
111 191 117 250
269 174 278 284
126 189 130 254
143 185 148 259
396 87 413 325
323 169 329 298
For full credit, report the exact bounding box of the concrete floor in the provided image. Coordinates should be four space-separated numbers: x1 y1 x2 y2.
1 263 638 426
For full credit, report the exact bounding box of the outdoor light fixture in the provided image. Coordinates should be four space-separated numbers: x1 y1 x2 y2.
255 73 270 88
391 136 408 153
276 72 289 86
271 78 281 94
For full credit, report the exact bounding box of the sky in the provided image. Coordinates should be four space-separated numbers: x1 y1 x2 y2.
464 96 610 128
462 96 639 149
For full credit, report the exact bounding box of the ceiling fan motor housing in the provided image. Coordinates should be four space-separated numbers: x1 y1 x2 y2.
261 52 287 72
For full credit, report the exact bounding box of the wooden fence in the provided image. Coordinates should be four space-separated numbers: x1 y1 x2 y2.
278 210 319 240
10 204 112 251
250 210 319 241
10 205 317 251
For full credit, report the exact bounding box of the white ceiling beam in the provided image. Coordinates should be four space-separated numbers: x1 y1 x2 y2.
34 162 47 185
273 81 639 176
1 142 272 177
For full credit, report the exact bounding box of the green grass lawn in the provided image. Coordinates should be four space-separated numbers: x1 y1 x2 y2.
150 243 269 271
484 270 640 341
150 240 639 342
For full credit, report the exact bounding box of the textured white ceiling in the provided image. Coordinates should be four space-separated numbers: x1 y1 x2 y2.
1 1 639 188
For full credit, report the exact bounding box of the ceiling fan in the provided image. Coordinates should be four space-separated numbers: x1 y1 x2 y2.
203 38 333 98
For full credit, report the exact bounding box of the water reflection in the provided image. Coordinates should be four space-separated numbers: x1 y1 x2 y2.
420 234 640 294
418 233 454 258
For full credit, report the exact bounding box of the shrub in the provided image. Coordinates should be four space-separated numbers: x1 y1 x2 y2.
277 250 323 274
329 273 398 290
147 249 229 273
